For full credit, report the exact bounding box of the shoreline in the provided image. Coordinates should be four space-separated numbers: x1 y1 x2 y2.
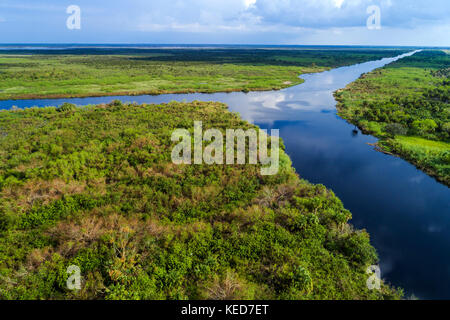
0 100 401 299
0 82 305 102
334 91 450 188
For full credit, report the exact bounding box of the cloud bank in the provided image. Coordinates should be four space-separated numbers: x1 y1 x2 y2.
0 0 449 45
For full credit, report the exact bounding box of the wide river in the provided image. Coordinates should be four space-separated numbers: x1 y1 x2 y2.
1 52 449 299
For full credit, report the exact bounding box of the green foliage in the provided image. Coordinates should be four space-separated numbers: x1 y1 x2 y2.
337 50 450 185
411 119 438 136
0 48 407 100
385 123 408 137
0 101 401 300
58 103 77 113
331 231 378 266
383 136 450 182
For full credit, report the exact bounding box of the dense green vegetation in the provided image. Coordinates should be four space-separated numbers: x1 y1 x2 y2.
336 50 450 185
0 48 407 100
0 101 401 299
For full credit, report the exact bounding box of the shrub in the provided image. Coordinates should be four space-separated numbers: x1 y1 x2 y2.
411 119 438 136
58 103 76 112
385 123 407 137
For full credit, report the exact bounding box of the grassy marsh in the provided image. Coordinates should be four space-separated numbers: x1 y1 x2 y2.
0 48 408 100
336 50 450 185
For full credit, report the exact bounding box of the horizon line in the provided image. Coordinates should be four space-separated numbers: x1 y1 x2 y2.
0 43 449 48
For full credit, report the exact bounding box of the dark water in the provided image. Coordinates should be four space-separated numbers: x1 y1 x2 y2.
1 52 449 299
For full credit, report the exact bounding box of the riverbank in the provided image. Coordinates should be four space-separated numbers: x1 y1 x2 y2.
0 85 306 101
0 48 408 101
335 50 449 186
0 100 402 299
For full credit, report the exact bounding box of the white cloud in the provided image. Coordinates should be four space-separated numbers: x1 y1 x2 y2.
1 0 449 45
248 0 450 28
333 0 345 9
244 0 257 9
123 0 450 45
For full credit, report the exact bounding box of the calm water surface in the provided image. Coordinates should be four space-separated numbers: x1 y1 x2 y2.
1 52 449 299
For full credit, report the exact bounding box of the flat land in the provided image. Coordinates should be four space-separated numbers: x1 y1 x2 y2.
0 101 401 299
0 48 408 100
336 50 450 185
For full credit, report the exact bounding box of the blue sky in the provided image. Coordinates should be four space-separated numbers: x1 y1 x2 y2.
0 0 449 46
